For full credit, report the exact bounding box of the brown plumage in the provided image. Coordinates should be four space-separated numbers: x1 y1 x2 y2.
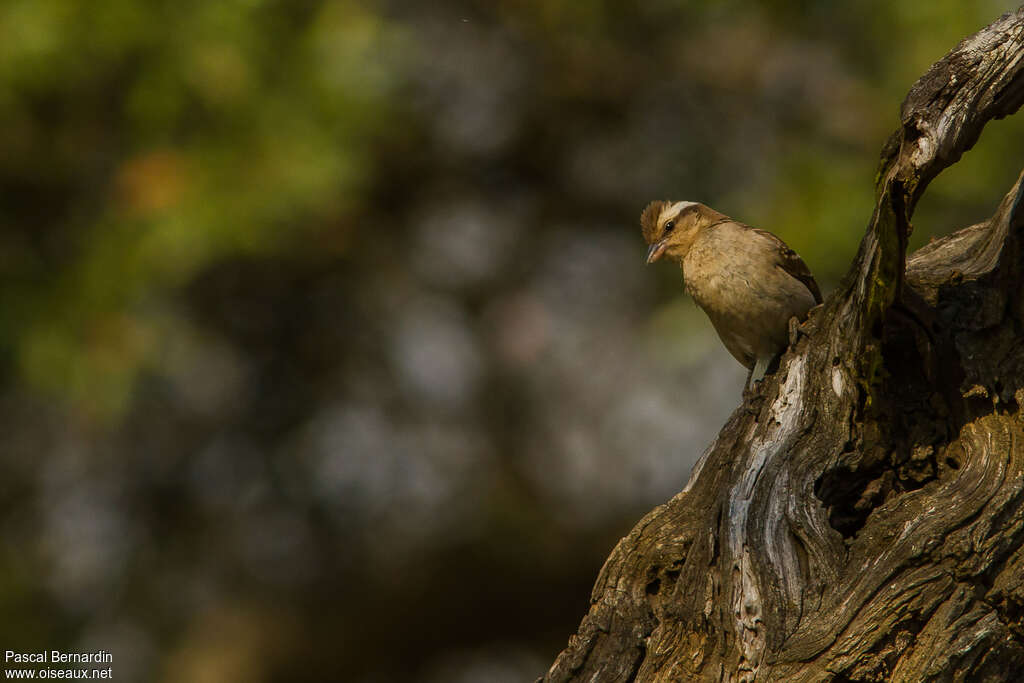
641 200 821 388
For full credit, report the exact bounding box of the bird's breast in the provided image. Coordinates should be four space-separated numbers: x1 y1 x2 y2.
682 236 817 363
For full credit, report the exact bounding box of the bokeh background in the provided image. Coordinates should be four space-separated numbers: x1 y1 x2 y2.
2 1 1023 680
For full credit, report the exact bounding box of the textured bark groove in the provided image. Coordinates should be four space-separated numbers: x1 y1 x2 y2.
544 9 1024 682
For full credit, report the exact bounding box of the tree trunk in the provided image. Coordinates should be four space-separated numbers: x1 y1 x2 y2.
543 9 1024 682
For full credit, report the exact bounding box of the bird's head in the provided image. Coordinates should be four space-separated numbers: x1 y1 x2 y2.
640 200 726 264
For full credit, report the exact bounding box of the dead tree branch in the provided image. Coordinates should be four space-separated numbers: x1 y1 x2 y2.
544 9 1024 682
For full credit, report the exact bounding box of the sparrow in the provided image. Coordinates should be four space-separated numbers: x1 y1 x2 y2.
641 200 822 390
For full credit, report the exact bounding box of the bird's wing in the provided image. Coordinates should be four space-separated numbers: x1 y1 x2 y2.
752 228 823 304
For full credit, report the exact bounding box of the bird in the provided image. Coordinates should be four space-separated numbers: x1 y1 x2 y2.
641 200 822 390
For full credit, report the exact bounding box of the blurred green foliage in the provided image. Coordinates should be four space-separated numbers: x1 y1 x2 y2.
0 1 1021 681
1 0 401 418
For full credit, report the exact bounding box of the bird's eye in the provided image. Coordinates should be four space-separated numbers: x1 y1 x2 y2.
664 220 675 233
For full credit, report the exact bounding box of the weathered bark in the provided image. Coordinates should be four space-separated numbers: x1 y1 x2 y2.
544 9 1024 682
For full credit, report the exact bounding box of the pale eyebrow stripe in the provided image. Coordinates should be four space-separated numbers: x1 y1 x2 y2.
659 201 697 225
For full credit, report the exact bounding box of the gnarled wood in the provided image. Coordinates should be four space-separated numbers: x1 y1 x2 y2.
544 9 1024 682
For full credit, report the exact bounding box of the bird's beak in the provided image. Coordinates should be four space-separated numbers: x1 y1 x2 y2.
646 239 669 264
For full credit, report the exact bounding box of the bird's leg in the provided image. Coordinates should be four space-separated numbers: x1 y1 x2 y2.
747 356 772 392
